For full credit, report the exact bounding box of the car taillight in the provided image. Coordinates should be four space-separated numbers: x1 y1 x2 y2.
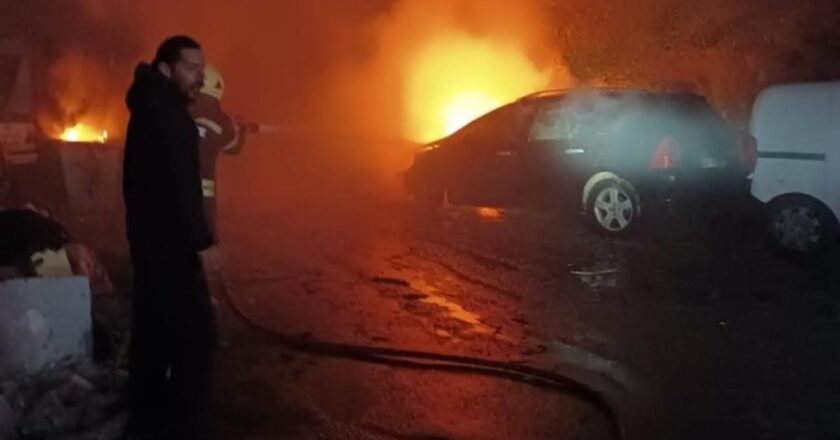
739 132 757 173
650 135 679 170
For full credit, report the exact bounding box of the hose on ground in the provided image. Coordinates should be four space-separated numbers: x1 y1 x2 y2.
217 276 625 440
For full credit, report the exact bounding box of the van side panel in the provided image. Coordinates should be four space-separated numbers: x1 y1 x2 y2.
750 83 838 213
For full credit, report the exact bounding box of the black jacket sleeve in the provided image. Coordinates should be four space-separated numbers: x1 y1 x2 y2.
153 103 214 251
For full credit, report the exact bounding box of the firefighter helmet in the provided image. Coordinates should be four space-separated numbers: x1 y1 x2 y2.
201 65 225 100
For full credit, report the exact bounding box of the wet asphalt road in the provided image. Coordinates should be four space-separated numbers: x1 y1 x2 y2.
198 136 840 439
213 200 619 440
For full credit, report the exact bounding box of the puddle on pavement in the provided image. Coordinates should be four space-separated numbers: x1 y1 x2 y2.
409 279 496 336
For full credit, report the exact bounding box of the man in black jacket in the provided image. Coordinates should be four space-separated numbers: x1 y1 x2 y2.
122 35 216 439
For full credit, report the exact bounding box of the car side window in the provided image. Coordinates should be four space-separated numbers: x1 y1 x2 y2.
462 105 516 147
528 100 579 142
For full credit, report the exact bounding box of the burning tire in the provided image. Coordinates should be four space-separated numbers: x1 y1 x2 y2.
585 178 640 234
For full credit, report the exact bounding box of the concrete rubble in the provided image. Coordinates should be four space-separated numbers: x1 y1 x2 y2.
0 360 127 440
0 203 131 440
0 272 129 439
0 277 92 381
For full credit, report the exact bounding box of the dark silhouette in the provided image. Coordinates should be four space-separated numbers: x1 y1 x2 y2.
122 35 216 440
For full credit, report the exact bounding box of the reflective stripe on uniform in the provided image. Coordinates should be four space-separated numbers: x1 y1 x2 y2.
195 117 223 135
202 178 216 197
221 130 240 152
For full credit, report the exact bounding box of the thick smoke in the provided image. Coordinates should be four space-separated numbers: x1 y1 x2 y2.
51 0 567 139
3 0 839 256
36 51 127 139
67 1 391 128
549 0 840 123
5 0 839 135
323 0 570 140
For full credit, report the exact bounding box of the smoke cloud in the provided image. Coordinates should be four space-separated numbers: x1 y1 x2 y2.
3 0 839 256
30 0 568 140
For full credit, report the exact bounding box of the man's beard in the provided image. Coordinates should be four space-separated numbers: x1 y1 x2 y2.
176 82 201 102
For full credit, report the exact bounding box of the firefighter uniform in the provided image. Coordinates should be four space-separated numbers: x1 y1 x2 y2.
190 65 245 236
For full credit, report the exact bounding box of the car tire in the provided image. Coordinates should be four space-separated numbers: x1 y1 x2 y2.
766 196 839 257
586 179 640 235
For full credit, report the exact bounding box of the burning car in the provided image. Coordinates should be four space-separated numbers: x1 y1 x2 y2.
405 88 756 233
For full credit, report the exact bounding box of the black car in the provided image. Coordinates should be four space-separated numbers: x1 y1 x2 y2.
405 88 756 233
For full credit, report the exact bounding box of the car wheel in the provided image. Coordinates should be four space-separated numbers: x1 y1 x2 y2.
586 179 639 234
766 196 838 256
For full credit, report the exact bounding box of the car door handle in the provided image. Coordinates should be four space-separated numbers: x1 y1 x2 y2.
565 148 585 155
496 150 516 157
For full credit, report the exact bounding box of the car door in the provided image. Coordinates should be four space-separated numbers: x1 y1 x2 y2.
520 97 602 206
447 104 527 207
660 98 741 204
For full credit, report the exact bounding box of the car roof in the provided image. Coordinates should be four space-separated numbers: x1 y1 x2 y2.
518 87 707 104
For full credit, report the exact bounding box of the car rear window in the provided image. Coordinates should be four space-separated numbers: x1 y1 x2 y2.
526 91 736 162
652 95 735 152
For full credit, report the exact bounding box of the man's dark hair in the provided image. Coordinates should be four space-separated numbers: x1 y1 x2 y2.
152 35 201 68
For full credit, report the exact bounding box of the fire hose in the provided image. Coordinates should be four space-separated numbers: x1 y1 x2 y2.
236 120 418 147
216 274 625 439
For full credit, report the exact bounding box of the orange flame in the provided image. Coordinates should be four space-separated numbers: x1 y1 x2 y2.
404 32 551 142
59 123 109 144
477 207 504 220
39 52 125 145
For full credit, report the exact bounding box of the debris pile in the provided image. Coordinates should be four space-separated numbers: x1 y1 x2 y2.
0 206 113 292
0 208 69 279
569 237 621 290
0 360 127 440
0 204 129 439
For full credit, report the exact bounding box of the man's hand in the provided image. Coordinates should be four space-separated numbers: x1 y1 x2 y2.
234 115 255 133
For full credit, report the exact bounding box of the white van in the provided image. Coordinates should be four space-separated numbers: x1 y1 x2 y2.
750 82 840 255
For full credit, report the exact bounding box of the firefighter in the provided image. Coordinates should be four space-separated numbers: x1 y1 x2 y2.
122 36 216 440
190 65 245 236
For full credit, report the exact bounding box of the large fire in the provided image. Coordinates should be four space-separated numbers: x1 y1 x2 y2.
59 123 109 144
404 32 551 143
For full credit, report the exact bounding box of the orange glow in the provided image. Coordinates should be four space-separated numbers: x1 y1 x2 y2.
404 32 551 142
59 123 109 144
38 52 125 145
477 207 504 220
